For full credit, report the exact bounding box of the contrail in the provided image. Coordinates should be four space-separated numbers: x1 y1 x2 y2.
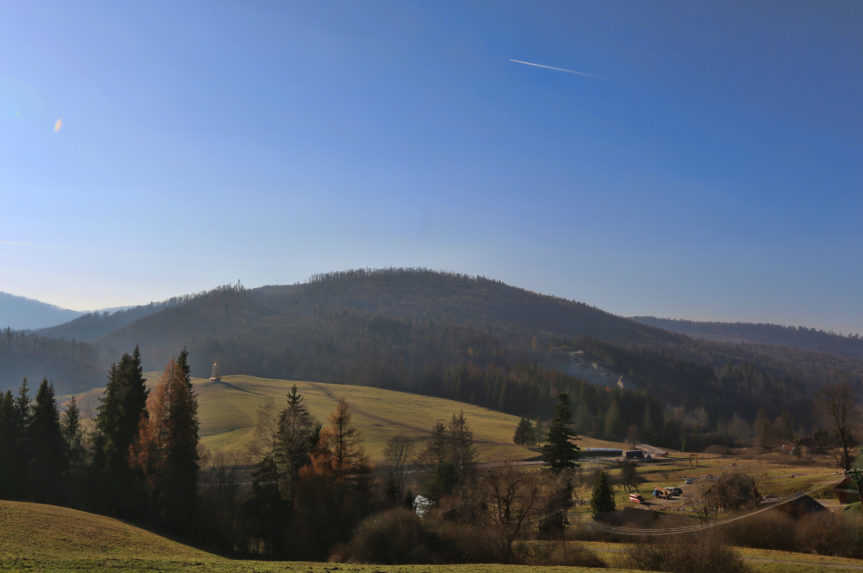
509 58 603 79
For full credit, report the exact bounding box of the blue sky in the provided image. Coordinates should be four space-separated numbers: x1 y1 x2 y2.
1 1 861 333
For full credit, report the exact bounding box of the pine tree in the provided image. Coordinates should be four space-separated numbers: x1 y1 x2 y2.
273 385 318 503
12 379 32 498
421 420 455 499
513 417 536 445
0 391 18 497
28 380 67 502
590 471 615 517
94 348 149 517
61 397 86 470
542 393 579 473
448 411 476 483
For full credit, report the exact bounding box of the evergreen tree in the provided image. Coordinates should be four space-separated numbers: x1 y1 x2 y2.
0 390 18 497
542 393 579 473
448 411 476 484
421 420 455 499
513 417 536 445
12 379 32 498
94 348 149 517
590 471 615 517
274 385 318 504
28 380 67 503
176 348 192 388
61 397 85 465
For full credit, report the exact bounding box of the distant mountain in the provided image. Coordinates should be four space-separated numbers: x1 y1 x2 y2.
0 292 83 330
4 269 861 434
37 300 176 342
632 316 863 360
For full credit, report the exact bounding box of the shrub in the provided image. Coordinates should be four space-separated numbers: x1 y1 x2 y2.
795 511 863 557
704 473 760 512
625 533 750 573
339 508 502 564
513 540 606 567
725 511 797 551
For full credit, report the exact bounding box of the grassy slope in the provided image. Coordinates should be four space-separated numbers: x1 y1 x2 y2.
0 500 637 573
72 373 630 463
580 541 863 573
4 501 861 573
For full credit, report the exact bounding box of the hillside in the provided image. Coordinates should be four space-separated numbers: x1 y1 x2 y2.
74 374 544 462
0 291 82 330
0 501 630 572
6 270 862 432
633 316 863 360
36 301 172 342
5 501 863 573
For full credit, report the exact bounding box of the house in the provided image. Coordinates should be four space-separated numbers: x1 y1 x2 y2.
773 495 827 519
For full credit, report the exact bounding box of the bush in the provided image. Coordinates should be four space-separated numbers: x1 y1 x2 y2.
339 508 502 564
625 533 750 573
794 511 863 557
725 511 797 551
704 473 760 512
513 540 606 567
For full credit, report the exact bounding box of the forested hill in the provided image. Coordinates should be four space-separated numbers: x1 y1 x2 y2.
3 269 862 434
632 316 863 360
0 292 82 330
36 300 177 342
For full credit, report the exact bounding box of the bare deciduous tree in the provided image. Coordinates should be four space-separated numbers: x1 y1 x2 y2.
481 463 541 562
819 383 857 471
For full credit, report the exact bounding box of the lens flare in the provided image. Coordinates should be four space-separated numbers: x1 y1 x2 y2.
54 118 63 133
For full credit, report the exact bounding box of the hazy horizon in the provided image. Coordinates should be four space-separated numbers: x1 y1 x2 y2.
2 1 861 333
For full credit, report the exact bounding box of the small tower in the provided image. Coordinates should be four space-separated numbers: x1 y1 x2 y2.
209 362 221 383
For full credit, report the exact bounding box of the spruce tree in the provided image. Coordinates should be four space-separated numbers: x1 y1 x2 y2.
94 348 149 517
61 397 85 468
28 380 67 502
0 391 17 497
513 417 536 445
274 385 318 504
590 471 615 517
13 379 32 498
542 393 579 473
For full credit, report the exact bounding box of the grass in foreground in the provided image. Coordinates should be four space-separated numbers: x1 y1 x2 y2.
0 500 638 573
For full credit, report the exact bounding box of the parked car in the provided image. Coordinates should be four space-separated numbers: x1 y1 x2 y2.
683 477 695 484
629 493 645 504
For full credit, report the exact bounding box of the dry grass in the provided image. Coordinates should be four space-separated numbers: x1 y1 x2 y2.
0 501 640 572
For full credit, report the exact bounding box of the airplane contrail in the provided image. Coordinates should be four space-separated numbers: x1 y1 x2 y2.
509 58 603 79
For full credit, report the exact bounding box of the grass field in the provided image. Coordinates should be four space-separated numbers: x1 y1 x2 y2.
563 451 842 520
4 501 862 572
71 373 633 463
0 500 638 573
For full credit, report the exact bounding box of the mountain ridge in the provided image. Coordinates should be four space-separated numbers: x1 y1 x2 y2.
0 291 83 330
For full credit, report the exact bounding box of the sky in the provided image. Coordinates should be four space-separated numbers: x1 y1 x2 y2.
1 1 861 333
